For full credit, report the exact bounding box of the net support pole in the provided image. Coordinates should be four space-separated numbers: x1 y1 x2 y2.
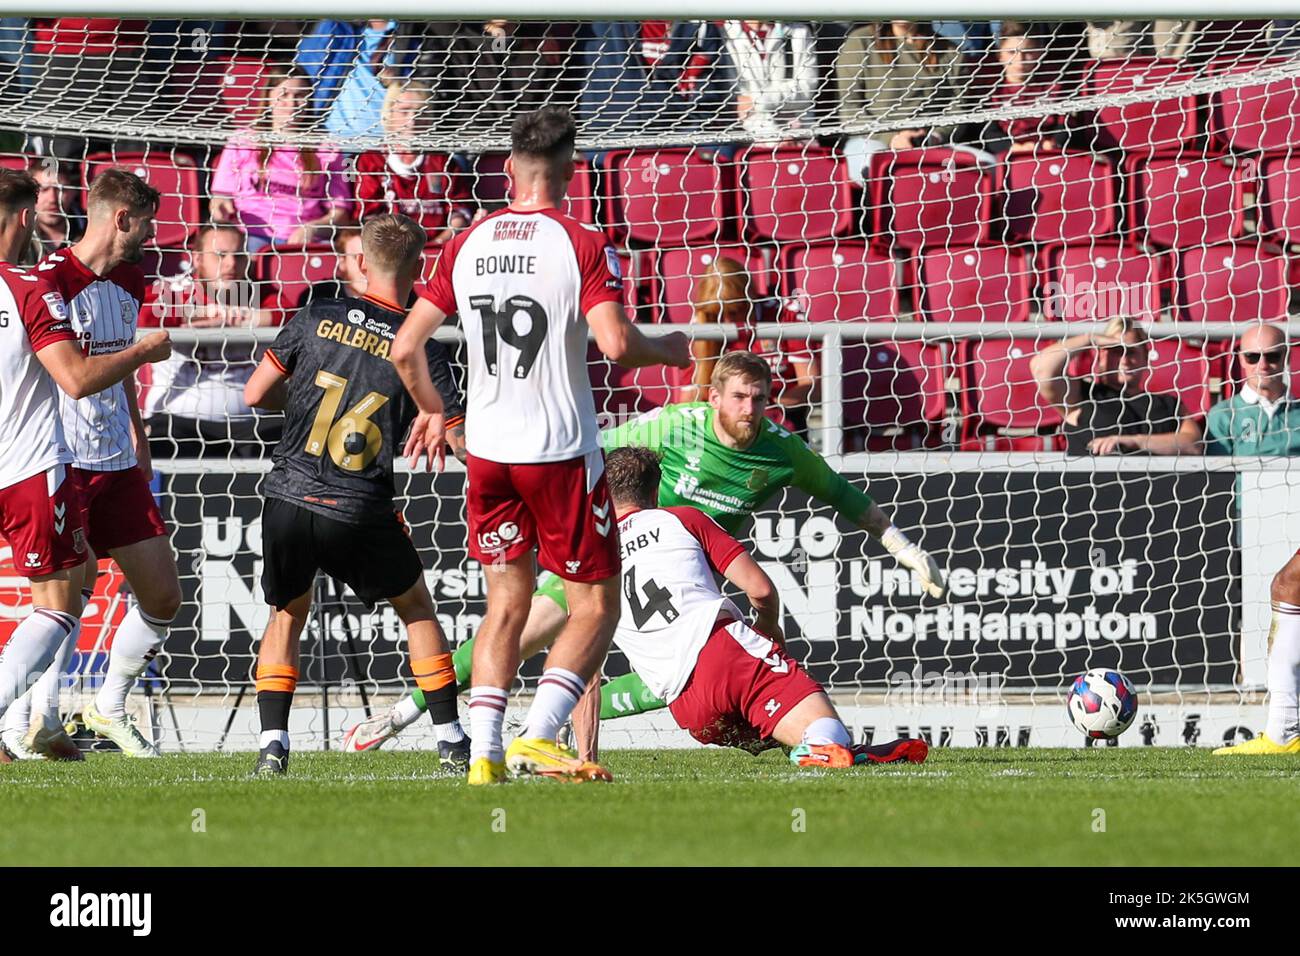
819 329 844 458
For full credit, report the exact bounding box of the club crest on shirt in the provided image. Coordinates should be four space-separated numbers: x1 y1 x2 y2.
746 468 768 492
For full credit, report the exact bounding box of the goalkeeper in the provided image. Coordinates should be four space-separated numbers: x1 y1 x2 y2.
342 351 946 752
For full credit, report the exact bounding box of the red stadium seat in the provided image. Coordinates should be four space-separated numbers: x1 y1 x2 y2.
1144 338 1213 418
606 149 727 246
957 338 1063 449
1176 242 1288 324
0 154 28 172
1256 153 1300 246
461 154 593 224
657 245 774 324
1131 153 1247 249
841 340 947 450
1003 150 1117 245
1209 57 1300 154
868 148 992 251
84 152 201 250
255 244 338 313
1045 244 1159 322
1087 57 1198 156
779 243 898 323
738 144 855 243
562 159 597 225
180 56 267 125
920 246 1032 324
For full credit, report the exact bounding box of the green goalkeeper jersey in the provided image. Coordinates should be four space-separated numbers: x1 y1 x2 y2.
600 403 873 533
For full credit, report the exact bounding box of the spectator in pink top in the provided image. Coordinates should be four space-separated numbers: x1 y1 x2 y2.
210 63 353 251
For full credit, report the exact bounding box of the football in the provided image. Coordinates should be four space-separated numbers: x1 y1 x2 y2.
1067 669 1139 739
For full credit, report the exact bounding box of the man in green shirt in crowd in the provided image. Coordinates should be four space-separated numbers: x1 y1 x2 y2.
1205 323 1300 456
341 351 947 754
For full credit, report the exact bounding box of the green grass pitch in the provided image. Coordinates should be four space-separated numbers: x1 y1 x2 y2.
2 748 1298 866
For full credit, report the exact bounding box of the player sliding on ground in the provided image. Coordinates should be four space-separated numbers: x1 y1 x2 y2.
5 169 183 760
393 105 690 784
603 445 927 766
344 350 946 753
0 168 170 761
242 214 468 776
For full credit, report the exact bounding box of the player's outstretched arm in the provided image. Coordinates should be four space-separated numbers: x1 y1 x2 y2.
857 504 946 600
723 551 784 646
588 300 692 370
37 331 171 400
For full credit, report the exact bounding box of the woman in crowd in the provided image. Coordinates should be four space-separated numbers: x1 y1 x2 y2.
354 80 472 243
210 63 353 251
681 255 816 433
1030 315 1202 455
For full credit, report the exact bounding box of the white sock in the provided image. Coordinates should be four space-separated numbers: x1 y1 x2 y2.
0 608 79 717
802 716 852 747
469 687 509 762
95 607 171 719
3 687 31 737
525 667 586 742
433 719 466 744
28 624 79 731
259 729 290 750
1267 601 1300 743
391 692 425 732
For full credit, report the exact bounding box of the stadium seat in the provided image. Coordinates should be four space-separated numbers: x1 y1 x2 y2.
471 152 510 205
738 144 856 243
255 243 338 313
1176 242 1288 324
1003 150 1117 245
657 245 774 324
181 56 267 125
562 159 597 225
919 246 1032 324
1256 153 1300 246
606 149 727 246
779 243 898 323
0 154 27 172
1087 57 1198 156
957 338 1063 450
1131 153 1247 249
841 340 947 450
1209 57 1300 154
1045 244 1159 322
1144 338 1213 418
867 147 992 252
84 152 201 250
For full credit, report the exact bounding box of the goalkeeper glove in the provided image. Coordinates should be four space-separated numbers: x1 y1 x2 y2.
880 526 947 600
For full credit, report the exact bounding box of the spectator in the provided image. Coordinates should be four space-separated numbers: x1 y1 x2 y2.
210 63 353 251
576 21 731 139
681 256 816 432
28 157 84 259
1205 324 1300 455
354 81 472 243
324 19 412 140
723 20 818 141
299 225 366 307
1030 316 1201 456
836 21 975 182
976 22 1069 157
296 19 367 117
142 224 282 459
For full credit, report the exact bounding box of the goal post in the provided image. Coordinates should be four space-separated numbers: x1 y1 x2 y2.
0 13 1295 750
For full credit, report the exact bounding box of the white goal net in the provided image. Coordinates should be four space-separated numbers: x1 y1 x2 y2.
0 14 1296 750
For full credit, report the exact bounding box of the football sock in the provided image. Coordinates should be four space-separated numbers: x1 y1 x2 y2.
1266 601 1300 743
802 716 852 747
2 686 30 737
255 663 297 751
452 638 474 690
391 690 425 731
30 589 95 728
468 686 508 762
599 671 667 719
412 653 464 742
95 607 172 719
0 608 78 716
524 667 585 742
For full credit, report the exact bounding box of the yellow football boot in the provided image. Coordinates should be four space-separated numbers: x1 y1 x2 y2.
1213 733 1300 755
504 737 612 782
467 756 507 785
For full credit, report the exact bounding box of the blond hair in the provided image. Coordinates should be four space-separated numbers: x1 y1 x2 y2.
1102 315 1149 343
361 213 426 273
381 80 432 137
711 350 772 392
691 256 753 325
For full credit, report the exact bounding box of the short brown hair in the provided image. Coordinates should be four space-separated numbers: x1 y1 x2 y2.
605 446 662 509
361 213 426 273
711 351 772 392
511 106 577 163
87 168 159 217
0 168 39 213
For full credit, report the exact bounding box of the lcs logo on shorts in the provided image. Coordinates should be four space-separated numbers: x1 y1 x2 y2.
477 521 519 552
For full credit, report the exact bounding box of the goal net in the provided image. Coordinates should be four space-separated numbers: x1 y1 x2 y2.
0 15 1296 751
